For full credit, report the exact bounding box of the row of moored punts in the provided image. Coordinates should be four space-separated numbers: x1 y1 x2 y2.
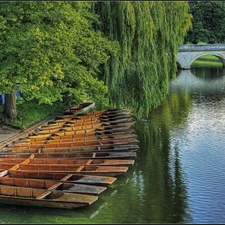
0 102 139 209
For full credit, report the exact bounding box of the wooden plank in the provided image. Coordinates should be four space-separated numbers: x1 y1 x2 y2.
36 190 52 199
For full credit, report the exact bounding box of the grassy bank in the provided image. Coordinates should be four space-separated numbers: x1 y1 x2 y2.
0 101 67 130
191 55 223 68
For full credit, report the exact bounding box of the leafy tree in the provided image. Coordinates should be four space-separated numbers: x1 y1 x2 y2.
93 2 192 117
0 2 119 118
185 1 225 44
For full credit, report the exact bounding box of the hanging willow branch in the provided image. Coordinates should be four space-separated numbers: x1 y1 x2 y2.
93 1 192 117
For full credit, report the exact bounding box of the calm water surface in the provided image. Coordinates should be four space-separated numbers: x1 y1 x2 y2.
1 67 225 224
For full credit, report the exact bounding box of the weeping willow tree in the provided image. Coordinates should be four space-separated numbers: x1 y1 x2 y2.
93 2 192 117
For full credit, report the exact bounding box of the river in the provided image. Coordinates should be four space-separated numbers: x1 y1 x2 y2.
1 67 225 224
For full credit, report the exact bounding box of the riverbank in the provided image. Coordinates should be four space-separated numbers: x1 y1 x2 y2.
0 101 65 130
192 57 223 68
0 124 21 143
0 114 59 149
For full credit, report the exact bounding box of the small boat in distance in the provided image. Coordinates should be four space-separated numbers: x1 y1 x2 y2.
65 102 95 114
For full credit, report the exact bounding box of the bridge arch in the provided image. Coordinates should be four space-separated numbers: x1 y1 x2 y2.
176 44 225 70
176 59 183 69
186 53 225 69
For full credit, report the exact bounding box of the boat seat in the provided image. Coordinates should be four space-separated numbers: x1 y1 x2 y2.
36 190 51 199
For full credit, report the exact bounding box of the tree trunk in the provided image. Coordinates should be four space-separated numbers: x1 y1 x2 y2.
4 91 18 119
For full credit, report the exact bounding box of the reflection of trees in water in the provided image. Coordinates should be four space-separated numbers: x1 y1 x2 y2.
172 143 192 223
130 67 225 223
174 69 225 100
0 197 108 223
177 68 225 80
191 67 225 80
134 90 193 223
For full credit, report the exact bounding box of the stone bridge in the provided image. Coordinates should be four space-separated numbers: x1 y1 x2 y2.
176 44 225 69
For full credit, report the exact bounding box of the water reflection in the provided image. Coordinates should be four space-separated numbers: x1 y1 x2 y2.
0 193 110 223
191 67 225 80
2 68 225 223
160 67 225 223
173 68 225 95
134 83 193 223
134 67 225 223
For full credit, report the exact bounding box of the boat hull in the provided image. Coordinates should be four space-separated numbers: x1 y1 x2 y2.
0 185 98 209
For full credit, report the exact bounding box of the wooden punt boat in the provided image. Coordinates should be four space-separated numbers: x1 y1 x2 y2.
0 156 129 176
29 125 134 138
0 185 98 209
55 114 133 124
49 116 134 125
51 131 136 139
34 125 136 137
0 151 137 160
2 144 139 154
35 120 136 134
26 128 135 141
32 125 135 136
18 132 138 142
0 176 107 195
64 108 131 116
3 170 117 186
55 111 133 120
47 112 133 122
36 126 135 137
0 166 128 177
26 128 134 140
38 117 134 131
14 133 138 145
54 114 133 124
65 102 95 115
6 138 139 151
0 157 135 167
0 163 129 176
53 109 133 121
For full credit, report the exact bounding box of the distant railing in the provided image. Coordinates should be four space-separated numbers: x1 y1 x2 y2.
178 44 225 52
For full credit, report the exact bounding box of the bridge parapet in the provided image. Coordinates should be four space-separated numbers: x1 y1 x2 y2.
178 44 225 52
177 44 225 69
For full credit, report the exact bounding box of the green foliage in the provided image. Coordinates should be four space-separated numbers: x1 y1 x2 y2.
191 60 223 68
0 1 192 121
0 2 119 112
93 2 192 117
185 1 225 44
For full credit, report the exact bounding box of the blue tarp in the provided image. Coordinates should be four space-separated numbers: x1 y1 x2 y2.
1 94 4 104
1 91 20 105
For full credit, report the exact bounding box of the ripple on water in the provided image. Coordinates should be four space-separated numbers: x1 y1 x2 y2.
169 100 225 223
